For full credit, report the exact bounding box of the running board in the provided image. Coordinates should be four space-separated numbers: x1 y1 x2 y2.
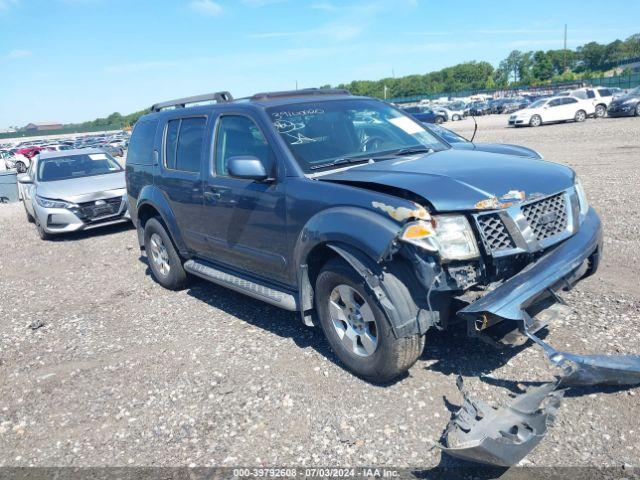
183 260 298 311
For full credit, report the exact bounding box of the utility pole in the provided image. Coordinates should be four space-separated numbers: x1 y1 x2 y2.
295 80 298 90
563 24 568 72
383 85 388 100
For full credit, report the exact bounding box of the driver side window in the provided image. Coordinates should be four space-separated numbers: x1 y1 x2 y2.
214 115 275 177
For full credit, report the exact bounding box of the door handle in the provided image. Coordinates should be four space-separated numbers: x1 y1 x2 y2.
204 190 221 201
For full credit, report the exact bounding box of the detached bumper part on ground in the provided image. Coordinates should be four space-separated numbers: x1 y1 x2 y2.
438 206 640 466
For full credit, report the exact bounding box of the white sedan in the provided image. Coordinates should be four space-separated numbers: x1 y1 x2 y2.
508 96 595 127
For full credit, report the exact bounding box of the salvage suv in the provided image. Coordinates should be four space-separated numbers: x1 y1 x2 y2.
126 89 602 382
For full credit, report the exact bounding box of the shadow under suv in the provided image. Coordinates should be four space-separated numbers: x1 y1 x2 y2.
126 89 602 382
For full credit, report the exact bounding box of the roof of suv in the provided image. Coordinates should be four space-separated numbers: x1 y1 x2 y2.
144 88 363 119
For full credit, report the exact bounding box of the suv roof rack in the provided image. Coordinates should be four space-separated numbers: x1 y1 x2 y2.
151 91 234 112
250 88 351 102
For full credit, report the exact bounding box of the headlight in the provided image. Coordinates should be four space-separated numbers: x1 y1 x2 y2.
35 195 76 209
400 214 480 261
574 179 589 219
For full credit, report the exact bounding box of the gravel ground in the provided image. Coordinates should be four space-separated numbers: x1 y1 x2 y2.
1 114 639 469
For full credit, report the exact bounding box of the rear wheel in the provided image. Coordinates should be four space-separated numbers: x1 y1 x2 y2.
315 258 425 382
143 217 189 290
594 104 606 118
575 109 587 122
529 115 542 127
635 103 640 117
15 161 26 173
452 114 461 121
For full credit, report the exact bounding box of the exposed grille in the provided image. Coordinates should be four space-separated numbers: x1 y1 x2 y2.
76 196 123 221
477 213 516 252
521 193 568 241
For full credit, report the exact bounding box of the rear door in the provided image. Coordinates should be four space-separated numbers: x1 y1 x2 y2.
561 97 580 119
199 112 290 284
156 116 208 252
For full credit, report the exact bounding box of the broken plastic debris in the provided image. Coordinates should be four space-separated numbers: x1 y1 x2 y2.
526 331 640 387
371 201 430 222
474 197 502 210
440 375 563 466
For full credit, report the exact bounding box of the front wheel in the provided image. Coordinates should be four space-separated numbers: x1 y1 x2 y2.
594 104 606 118
452 114 461 121
434 116 444 125
24 203 34 223
35 217 52 240
575 110 587 122
143 217 189 290
635 103 640 117
529 115 542 127
15 161 27 173
315 258 425 383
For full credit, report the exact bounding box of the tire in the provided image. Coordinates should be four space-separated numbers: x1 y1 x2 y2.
315 258 425 383
635 103 640 117
143 217 189 290
452 114 461 121
434 116 444 125
594 104 606 118
529 115 542 127
24 203 34 223
575 110 587 122
35 217 52 240
15 161 26 173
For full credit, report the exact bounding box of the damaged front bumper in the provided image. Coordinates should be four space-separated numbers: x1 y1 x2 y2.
458 207 602 341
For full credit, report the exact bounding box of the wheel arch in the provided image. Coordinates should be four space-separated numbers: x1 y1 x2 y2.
135 186 188 254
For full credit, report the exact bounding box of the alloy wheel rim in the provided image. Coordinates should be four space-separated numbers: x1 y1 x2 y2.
149 233 170 276
328 284 378 357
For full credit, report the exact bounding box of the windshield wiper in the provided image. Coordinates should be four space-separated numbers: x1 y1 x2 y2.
309 157 373 171
393 146 434 156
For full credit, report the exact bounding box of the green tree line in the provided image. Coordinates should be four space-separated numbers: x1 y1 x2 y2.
334 33 639 99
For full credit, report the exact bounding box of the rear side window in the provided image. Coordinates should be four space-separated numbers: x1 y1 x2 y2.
128 120 158 165
163 117 206 173
586 90 596 99
598 88 611 97
563 97 578 105
164 120 179 169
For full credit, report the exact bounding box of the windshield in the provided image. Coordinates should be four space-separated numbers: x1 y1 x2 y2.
425 123 468 144
529 99 547 109
37 153 122 182
266 99 447 172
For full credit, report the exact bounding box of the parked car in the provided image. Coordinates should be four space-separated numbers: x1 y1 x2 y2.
18 148 129 240
500 98 530 114
568 87 616 118
433 105 464 121
508 96 595 127
126 88 601 383
423 123 542 159
402 106 446 124
607 86 640 117
468 101 491 116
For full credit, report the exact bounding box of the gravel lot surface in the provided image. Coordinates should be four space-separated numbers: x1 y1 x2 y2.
1 114 639 469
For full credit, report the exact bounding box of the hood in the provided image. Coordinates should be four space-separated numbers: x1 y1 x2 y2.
465 142 541 159
37 171 126 203
611 93 640 105
319 149 573 212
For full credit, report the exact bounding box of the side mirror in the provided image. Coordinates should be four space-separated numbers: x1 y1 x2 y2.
17 174 33 184
227 156 269 181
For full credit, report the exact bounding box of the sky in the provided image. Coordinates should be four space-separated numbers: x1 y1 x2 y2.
0 0 639 127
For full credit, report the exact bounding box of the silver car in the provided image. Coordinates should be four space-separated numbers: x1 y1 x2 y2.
18 148 130 240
